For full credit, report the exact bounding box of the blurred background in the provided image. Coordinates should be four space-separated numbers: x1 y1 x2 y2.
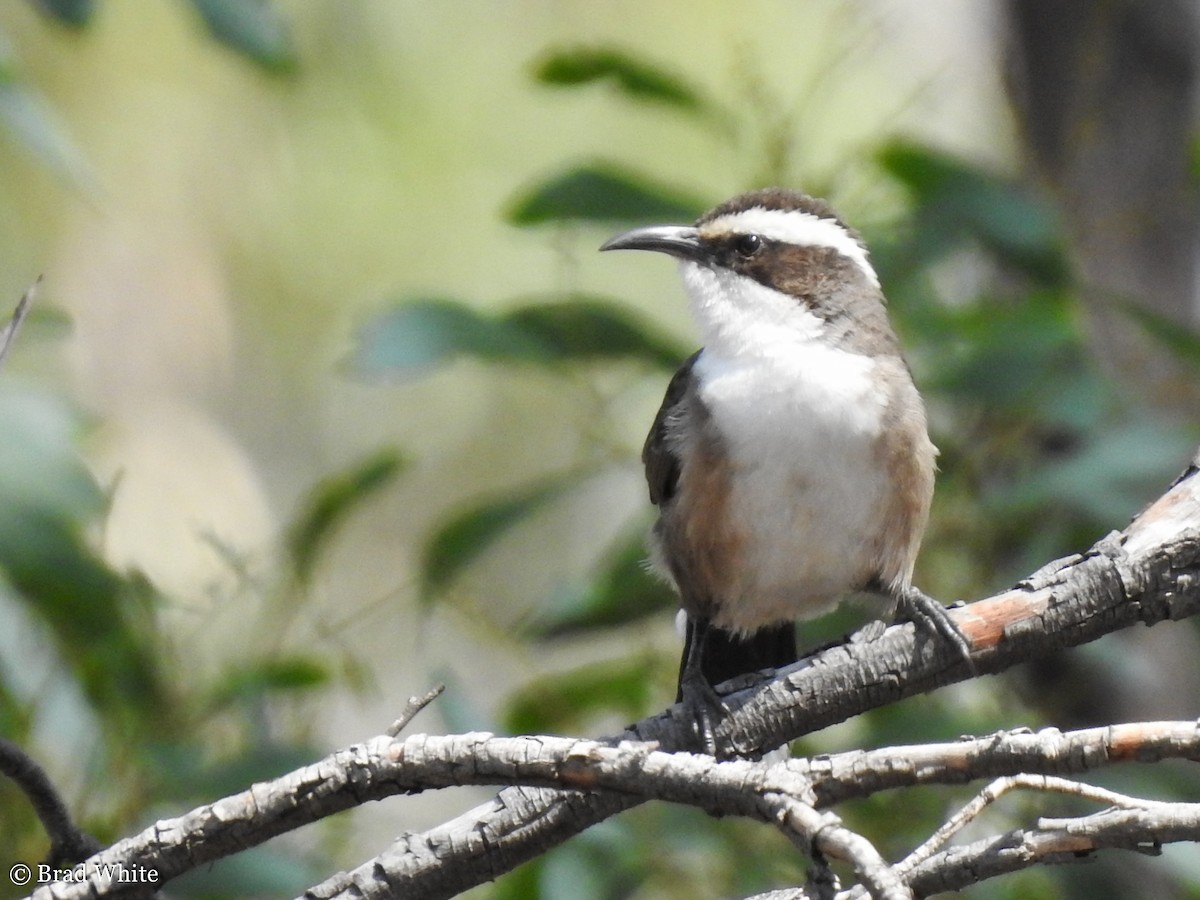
2 1 1200 897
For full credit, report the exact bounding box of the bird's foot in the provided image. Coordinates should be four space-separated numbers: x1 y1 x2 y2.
897 586 975 669
678 666 727 756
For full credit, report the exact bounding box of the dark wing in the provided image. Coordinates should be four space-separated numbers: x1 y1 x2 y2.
642 350 702 508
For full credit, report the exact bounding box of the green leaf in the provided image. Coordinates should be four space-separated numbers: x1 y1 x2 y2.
503 656 659 734
28 0 94 28
286 449 406 582
992 419 1198 524
532 46 708 115
528 529 674 637
493 858 545 900
879 140 1065 284
502 295 688 370
926 289 1082 407
354 297 552 380
186 0 296 73
506 163 705 226
0 58 91 185
421 478 573 600
353 296 687 379
206 656 331 712
0 385 105 537
1121 302 1200 369
0 387 168 724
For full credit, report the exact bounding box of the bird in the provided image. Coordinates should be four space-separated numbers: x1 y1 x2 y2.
600 188 970 753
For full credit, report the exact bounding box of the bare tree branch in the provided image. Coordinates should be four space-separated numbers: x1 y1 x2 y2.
24 455 1200 900
896 773 1176 876
26 719 1200 900
0 737 101 867
0 278 39 369
904 802 1200 897
759 793 910 900
386 684 446 737
746 793 1200 900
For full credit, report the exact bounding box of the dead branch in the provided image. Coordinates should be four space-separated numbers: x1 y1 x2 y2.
22 453 1200 900
0 738 101 866
0 278 39 368
24 719 1200 900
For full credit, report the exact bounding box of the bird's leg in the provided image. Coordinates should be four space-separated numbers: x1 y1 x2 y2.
678 617 726 756
896 585 974 666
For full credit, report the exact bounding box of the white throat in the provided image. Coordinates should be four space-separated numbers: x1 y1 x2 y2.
679 256 884 468
679 262 826 360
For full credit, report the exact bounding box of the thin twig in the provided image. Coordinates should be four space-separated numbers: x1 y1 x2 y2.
0 277 40 368
897 772 1176 875
903 802 1200 896
0 737 102 865
386 683 446 737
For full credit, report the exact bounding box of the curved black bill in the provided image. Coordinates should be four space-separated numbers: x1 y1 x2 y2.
599 225 706 263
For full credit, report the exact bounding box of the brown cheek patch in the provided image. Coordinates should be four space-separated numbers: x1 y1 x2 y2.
739 244 856 312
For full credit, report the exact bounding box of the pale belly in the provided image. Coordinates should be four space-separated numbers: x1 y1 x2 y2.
711 441 889 631
689 345 895 632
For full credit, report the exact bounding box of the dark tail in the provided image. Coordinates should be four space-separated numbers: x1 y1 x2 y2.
676 618 797 702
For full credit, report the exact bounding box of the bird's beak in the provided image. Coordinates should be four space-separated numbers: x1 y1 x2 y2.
599 225 706 263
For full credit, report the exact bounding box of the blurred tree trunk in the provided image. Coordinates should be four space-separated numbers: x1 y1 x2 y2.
1004 0 1200 406
1004 9 1200 896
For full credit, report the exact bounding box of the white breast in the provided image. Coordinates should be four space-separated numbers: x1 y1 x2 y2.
682 262 890 630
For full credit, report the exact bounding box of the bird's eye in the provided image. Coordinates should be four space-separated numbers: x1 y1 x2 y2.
733 233 763 258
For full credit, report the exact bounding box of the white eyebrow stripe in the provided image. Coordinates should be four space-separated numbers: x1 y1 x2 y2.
701 207 879 288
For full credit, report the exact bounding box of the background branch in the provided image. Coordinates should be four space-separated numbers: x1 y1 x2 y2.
0 738 101 867
0 277 38 369
896 773 1177 876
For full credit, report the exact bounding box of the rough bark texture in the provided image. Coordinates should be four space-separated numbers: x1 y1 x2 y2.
25 452 1200 900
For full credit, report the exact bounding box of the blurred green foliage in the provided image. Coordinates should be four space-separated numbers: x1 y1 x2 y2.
1 0 293 187
2 18 1199 900
531 46 714 118
186 0 295 72
507 164 707 227
0 10 370 888
30 0 294 70
0 372 390 895
354 295 687 380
